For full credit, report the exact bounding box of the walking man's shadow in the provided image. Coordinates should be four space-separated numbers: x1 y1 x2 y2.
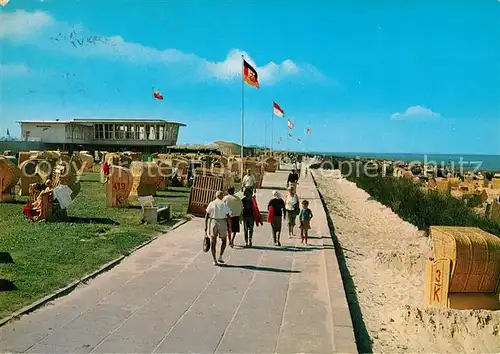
220 264 300 273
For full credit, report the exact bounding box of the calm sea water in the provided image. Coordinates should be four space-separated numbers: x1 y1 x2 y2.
315 152 500 171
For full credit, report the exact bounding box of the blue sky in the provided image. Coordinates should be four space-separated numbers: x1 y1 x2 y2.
1 0 499 154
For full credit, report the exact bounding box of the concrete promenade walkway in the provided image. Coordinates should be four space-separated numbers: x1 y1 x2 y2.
0 170 356 353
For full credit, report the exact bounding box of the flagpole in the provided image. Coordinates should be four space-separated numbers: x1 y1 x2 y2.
241 55 245 182
264 111 267 154
270 107 274 156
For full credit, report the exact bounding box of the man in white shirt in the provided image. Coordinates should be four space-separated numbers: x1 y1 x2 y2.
205 190 232 265
222 187 243 248
242 169 256 195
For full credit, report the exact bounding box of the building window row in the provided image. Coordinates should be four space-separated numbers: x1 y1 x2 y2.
93 123 177 141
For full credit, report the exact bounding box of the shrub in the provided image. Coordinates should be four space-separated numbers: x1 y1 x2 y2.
483 171 495 180
331 160 500 237
462 194 484 209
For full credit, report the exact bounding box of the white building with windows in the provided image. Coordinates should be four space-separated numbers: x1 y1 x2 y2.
17 118 186 150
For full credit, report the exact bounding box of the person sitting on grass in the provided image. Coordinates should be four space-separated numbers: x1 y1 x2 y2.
22 179 53 221
299 200 313 245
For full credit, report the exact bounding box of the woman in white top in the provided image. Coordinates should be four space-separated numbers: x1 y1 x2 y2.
284 185 300 238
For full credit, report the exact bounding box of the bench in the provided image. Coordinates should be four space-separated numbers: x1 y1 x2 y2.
138 195 171 224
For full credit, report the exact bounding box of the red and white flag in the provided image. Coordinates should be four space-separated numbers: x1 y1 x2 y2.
153 88 164 100
273 101 285 117
287 119 294 129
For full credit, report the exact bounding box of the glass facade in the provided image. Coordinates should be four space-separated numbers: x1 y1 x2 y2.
92 122 179 144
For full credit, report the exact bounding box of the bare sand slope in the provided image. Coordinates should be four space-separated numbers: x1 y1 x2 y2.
315 172 500 353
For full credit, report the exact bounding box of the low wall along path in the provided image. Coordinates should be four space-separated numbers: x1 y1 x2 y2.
0 170 356 354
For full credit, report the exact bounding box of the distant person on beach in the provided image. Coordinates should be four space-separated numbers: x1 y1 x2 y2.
287 169 299 190
299 200 313 245
205 191 231 266
242 169 256 194
101 161 110 183
284 185 300 238
223 187 243 248
267 190 285 246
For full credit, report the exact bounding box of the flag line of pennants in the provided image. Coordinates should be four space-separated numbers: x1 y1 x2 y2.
153 59 312 147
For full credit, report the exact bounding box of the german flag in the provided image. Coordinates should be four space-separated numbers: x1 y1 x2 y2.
243 59 259 88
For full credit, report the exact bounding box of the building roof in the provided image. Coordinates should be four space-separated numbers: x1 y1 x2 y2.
213 140 242 148
168 143 220 151
17 118 186 126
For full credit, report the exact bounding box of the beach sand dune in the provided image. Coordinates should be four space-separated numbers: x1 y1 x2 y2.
315 171 500 353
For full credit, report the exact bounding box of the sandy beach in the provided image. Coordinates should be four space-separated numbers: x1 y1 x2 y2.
314 170 500 353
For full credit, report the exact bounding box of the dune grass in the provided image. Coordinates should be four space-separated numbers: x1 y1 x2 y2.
0 172 190 319
313 160 500 237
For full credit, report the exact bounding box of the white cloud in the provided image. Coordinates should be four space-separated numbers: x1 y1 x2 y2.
0 63 30 76
204 49 305 83
0 10 325 85
0 10 53 39
391 105 441 120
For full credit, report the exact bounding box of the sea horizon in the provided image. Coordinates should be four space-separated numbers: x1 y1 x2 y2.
311 152 500 172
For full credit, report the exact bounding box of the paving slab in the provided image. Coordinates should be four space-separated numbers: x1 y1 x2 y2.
0 166 356 353
276 237 334 354
92 253 226 353
153 247 265 353
215 246 295 353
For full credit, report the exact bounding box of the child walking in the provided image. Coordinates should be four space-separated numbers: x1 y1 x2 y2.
299 200 313 245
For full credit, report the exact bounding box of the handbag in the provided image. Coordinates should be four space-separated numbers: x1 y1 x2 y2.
267 206 274 223
203 235 211 252
252 196 263 226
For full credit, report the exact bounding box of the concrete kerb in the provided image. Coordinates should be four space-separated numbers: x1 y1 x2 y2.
0 218 190 328
310 170 359 353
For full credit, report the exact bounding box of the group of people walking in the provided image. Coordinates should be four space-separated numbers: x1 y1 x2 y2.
204 168 313 266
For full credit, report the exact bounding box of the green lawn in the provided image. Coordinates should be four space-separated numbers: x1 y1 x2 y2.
0 172 190 319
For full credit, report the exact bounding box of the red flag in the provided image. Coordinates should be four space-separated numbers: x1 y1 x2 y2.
153 89 163 100
243 59 259 88
273 101 285 117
